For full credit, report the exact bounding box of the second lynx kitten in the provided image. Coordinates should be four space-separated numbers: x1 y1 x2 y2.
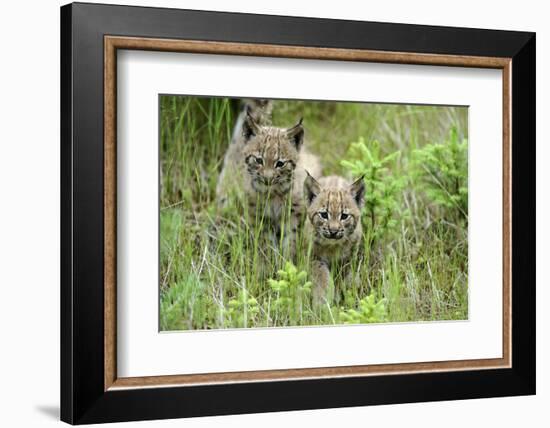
303 174 366 304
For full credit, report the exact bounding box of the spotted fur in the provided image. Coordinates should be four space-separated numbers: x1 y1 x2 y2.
303 174 365 304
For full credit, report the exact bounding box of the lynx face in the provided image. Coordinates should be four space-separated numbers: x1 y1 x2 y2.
242 112 304 195
304 175 365 241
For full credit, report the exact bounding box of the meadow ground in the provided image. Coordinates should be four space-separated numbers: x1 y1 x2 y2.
159 96 468 330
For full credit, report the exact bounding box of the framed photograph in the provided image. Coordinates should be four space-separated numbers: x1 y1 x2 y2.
60 2 535 424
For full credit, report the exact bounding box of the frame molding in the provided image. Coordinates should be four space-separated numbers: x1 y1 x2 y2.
62 2 535 424
103 35 512 391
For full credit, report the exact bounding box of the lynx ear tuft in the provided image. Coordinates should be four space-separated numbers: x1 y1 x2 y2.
303 171 321 205
349 176 366 207
243 107 261 141
286 118 304 150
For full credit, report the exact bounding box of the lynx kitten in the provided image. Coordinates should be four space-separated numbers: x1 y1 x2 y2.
216 104 321 254
303 174 365 304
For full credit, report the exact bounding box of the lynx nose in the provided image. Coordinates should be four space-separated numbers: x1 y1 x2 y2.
327 229 342 239
263 170 274 184
328 222 340 233
328 226 341 239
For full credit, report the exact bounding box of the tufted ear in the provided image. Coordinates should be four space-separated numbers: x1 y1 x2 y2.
242 107 261 141
303 171 321 206
349 176 365 207
286 118 304 150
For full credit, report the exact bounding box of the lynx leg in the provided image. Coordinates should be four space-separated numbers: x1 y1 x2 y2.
284 214 299 261
312 259 330 306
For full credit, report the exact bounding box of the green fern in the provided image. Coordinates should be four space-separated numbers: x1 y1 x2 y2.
268 261 312 324
338 293 387 324
412 127 468 220
340 138 407 241
225 289 260 328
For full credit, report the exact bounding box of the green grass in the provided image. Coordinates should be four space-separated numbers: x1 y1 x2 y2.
159 96 468 330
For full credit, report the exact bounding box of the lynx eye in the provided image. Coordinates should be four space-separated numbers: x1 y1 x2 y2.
319 211 329 220
275 160 286 168
340 213 349 220
255 156 264 165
